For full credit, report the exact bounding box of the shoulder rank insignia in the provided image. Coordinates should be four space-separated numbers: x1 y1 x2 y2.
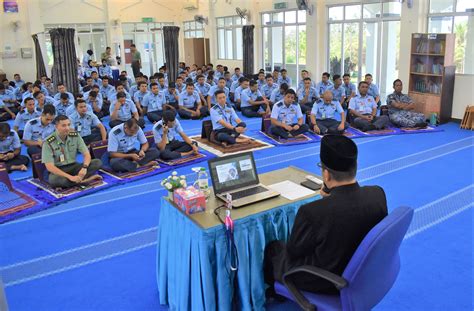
113 128 122 135
9 131 15 136
29 119 38 125
155 124 162 131
276 102 284 107
46 135 56 143
19 110 25 114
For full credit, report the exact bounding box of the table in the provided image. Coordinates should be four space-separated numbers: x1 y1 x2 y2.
156 166 321 310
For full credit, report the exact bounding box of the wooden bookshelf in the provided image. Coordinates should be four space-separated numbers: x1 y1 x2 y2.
408 33 455 124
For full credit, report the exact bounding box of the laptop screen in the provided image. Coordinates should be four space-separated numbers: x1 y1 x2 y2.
208 152 259 194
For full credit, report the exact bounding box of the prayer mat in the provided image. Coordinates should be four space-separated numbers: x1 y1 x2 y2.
190 135 273 156
346 125 443 138
156 150 214 166
256 130 321 146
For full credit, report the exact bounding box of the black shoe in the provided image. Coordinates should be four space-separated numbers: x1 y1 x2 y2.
414 122 428 128
265 287 286 303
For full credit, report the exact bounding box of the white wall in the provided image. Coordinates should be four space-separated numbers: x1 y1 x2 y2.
452 74 474 119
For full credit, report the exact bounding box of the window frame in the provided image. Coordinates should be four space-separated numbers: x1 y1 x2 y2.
427 0 474 74
216 15 247 60
260 9 307 86
326 1 401 83
183 20 205 39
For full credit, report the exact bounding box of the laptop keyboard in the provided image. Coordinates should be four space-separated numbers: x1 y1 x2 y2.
229 186 268 200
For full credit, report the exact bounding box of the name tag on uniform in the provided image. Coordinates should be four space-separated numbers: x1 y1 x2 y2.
59 154 65 162
77 124 82 132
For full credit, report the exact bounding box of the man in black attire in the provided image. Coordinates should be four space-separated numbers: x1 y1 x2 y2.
264 135 388 297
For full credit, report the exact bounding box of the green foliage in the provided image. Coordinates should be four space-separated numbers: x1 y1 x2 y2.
454 21 467 73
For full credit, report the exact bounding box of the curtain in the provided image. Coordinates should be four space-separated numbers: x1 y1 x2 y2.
49 28 79 95
163 26 180 83
242 25 255 76
32 34 47 80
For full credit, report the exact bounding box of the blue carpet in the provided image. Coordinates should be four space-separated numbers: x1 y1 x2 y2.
0 115 472 311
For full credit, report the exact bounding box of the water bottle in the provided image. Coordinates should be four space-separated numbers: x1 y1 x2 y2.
430 113 437 126
194 167 211 199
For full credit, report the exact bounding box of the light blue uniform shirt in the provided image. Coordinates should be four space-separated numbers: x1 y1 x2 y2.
270 88 284 104
349 94 377 114
234 86 247 103
343 82 357 98
13 109 41 130
54 101 74 116
108 90 131 103
142 92 164 112
231 73 243 82
84 95 103 110
311 99 344 120
69 111 101 137
271 101 303 124
107 123 147 153
194 82 211 96
240 88 263 108
0 90 16 107
0 131 21 153
261 83 279 99
23 117 55 141
257 79 266 90
100 85 115 99
109 99 138 121
207 85 230 105
153 119 184 144
315 81 334 97
133 91 149 105
367 83 380 100
164 89 178 105
178 90 201 108
329 85 346 102
35 96 56 109
230 80 240 93
210 103 239 130
99 65 112 77
298 87 318 103
278 76 292 87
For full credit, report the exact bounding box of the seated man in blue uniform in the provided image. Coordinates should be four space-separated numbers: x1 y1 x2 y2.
107 118 160 173
240 80 270 118
153 110 198 161
13 97 41 138
109 92 145 129
142 82 165 123
386 79 427 128
269 89 309 139
0 123 29 172
69 99 107 145
210 90 250 146
310 91 349 135
178 83 209 119
349 82 389 132
264 135 388 297
23 104 56 157
297 77 318 114
54 93 74 116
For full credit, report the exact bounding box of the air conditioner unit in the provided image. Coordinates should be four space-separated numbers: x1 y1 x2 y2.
183 0 198 10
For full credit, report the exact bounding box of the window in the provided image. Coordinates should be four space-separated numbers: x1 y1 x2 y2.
183 21 204 39
261 9 307 87
327 1 401 101
122 22 173 77
428 0 474 74
44 24 107 67
216 16 247 60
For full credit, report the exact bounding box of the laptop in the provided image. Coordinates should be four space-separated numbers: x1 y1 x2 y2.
208 152 280 208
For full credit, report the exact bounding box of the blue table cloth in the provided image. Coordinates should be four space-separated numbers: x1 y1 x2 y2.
156 195 319 310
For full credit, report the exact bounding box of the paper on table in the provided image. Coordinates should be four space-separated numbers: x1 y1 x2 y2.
268 180 315 201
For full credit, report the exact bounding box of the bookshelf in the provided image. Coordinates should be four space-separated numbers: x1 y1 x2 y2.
409 33 455 124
